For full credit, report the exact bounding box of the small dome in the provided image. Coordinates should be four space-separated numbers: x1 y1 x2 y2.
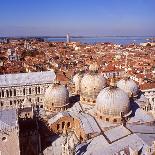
96 87 130 116
117 78 139 97
44 83 69 111
80 74 106 104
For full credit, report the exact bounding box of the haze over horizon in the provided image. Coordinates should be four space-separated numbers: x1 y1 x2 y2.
0 0 155 37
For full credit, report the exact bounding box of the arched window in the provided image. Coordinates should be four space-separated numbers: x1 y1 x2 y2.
62 122 65 129
113 119 117 122
106 118 109 122
67 122 70 128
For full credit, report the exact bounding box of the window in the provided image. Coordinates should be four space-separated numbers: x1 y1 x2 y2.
35 87 37 94
2 90 4 97
113 119 117 122
2 137 7 142
1 102 3 107
67 122 70 128
57 124 60 130
6 90 9 97
10 101 12 106
14 89 16 96
23 88 26 95
10 90 12 97
62 122 65 129
38 87 40 94
106 118 109 122
29 98 31 102
100 116 102 119
29 88 31 94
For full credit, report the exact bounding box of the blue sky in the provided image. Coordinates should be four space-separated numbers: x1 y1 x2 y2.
0 0 155 36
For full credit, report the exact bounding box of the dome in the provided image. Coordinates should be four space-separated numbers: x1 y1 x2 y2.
44 83 69 112
95 87 130 119
117 78 139 97
80 73 106 104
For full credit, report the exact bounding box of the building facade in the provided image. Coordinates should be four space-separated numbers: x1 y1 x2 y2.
0 71 56 110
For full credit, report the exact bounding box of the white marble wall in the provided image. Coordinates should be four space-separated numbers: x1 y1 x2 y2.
0 83 51 110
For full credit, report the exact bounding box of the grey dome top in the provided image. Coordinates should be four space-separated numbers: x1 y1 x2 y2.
96 87 130 116
117 78 139 97
44 83 69 108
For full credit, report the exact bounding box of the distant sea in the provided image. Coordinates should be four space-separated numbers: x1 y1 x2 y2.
46 36 155 45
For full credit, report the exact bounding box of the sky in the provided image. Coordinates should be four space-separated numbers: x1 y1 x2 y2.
0 0 155 36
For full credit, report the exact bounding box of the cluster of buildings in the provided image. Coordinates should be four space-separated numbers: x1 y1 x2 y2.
0 38 155 155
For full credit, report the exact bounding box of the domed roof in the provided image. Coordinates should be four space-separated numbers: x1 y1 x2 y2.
96 87 130 116
80 73 106 100
117 78 139 97
44 83 69 108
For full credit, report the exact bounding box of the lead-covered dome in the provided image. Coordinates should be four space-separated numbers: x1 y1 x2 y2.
95 87 131 123
44 83 69 112
117 78 139 97
80 73 106 104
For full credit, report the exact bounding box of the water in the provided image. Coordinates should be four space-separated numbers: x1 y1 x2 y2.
46 36 154 45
